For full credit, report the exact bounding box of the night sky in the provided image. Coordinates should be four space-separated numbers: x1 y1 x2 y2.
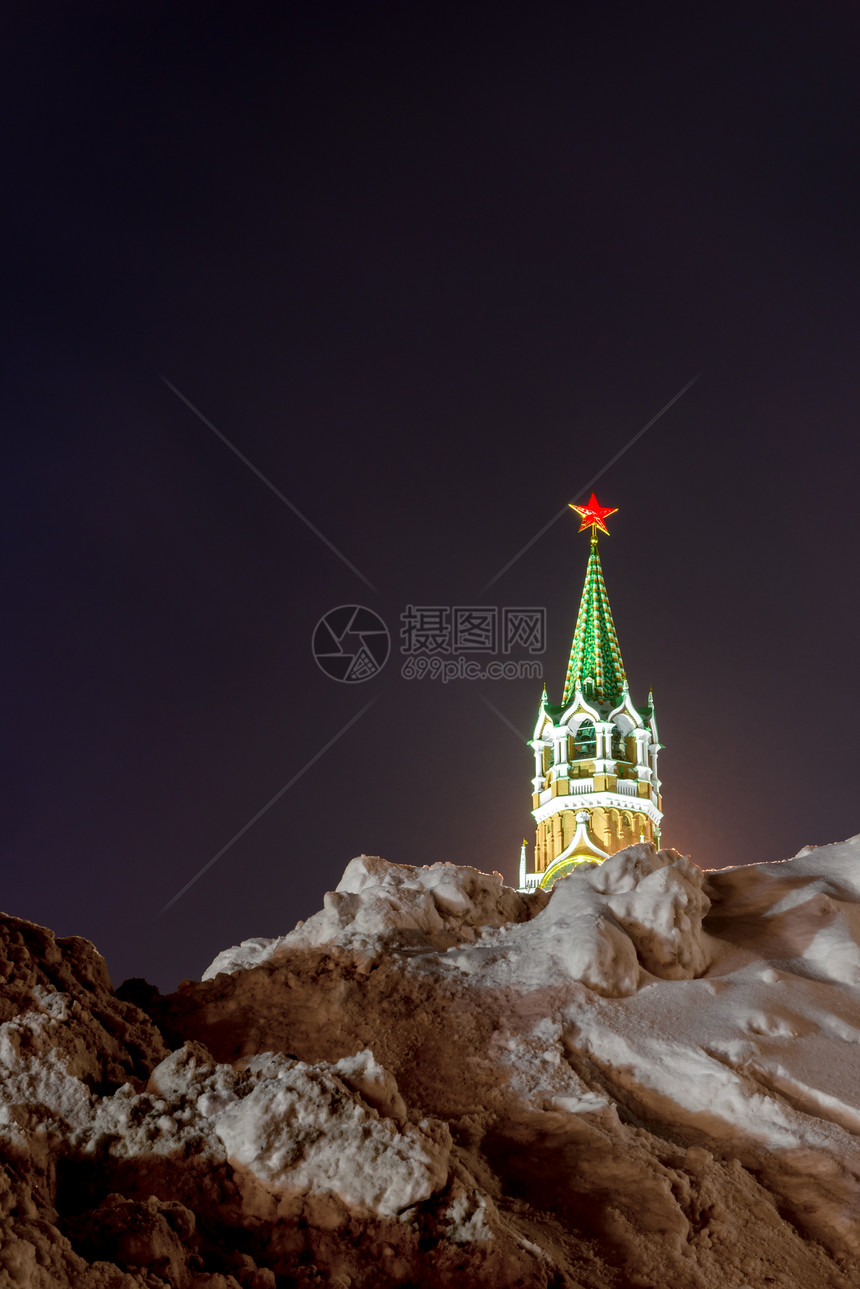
2 5 859 990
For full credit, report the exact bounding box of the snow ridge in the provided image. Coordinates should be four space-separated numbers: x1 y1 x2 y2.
2 838 860 1287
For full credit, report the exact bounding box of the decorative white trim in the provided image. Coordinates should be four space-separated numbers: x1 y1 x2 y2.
560 777 596 795
557 690 602 726
532 792 662 828
541 810 608 883
532 708 555 739
608 690 645 728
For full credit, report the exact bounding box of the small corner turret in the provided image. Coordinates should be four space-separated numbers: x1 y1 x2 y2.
519 494 663 891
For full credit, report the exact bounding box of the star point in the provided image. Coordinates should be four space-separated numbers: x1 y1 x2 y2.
569 492 618 536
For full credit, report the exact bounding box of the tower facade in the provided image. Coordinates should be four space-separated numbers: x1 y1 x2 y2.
519 495 662 891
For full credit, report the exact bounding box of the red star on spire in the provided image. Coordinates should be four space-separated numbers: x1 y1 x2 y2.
569 492 618 536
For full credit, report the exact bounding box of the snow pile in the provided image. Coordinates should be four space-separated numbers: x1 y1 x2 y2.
3 836 860 1287
204 855 547 978
436 843 710 996
75 1041 451 1220
589 841 711 978
0 995 97 1132
206 843 710 999
213 1051 450 1216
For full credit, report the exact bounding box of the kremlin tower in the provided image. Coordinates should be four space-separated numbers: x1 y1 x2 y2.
518 494 662 891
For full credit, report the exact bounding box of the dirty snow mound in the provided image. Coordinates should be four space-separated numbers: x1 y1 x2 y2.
3 838 860 1287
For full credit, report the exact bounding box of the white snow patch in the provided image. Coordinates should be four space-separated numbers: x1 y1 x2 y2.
203 855 546 978
0 1009 96 1132
212 1053 450 1216
443 1188 496 1243
83 1043 450 1220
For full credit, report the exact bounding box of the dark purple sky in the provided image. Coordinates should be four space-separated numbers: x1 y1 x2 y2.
2 4 858 990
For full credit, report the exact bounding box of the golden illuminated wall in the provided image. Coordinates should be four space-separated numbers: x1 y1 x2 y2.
533 779 658 873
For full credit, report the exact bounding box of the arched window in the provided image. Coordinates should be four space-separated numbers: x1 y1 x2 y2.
611 727 627 760
575 720 596 758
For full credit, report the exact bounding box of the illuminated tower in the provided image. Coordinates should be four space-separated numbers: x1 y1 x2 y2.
520 494 662 890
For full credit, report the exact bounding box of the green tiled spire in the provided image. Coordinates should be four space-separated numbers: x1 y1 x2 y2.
561 532 627 707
